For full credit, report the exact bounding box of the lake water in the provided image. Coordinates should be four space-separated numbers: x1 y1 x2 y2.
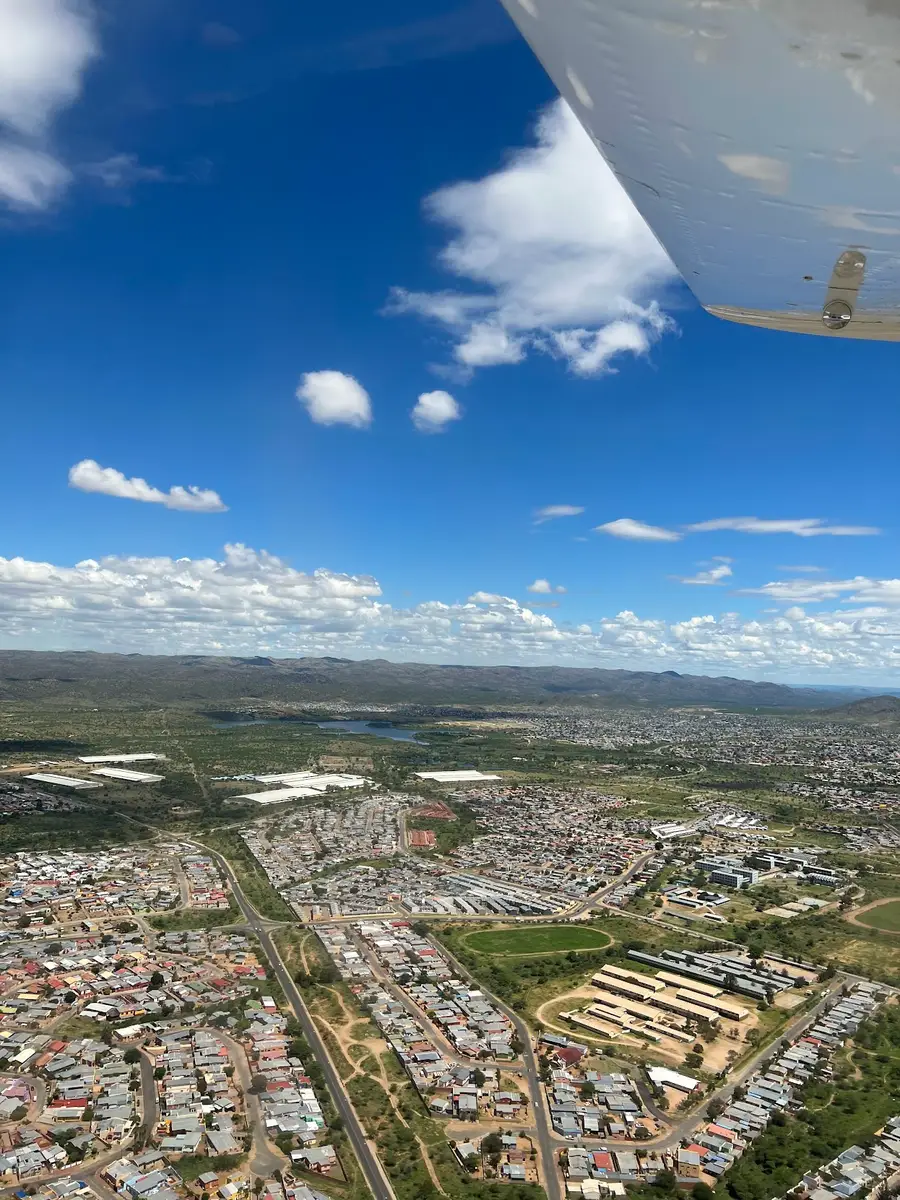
211 716 423 742
314 720 423 742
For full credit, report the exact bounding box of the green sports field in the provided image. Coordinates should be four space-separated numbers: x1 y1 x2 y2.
463 924 611 955
855 899 900 932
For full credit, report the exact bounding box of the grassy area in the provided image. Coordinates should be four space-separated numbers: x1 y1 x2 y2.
405 797 481 854
717 1004 900 1200
196 827 295 921
51 1015 107 1040
462 925 612 955
149 898 239 931
434 915 700 1019
729 911 900 986
347 1074 545 1200
273 925 331 976
176 1154 247 1183
854 899 900 932
0 809 146 853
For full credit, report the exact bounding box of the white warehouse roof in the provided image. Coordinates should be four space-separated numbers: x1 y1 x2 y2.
241 772 370 804
240 787 323 805
79 753 166 764
414 770 500 782
90 768 164 783
26 773 103 790
647 1066 701 1092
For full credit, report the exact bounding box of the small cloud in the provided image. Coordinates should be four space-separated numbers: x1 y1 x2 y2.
527 579 567 594
673 562 733 586
784 606 806 620
534 504 584 525
297 371 372 428
778 564 825 573
201 22 241 46
0 145 71 211
685 517 879 537
526 599 560 609
594 518 681 542
81 154 170 190
68 460 227 513
411 389 461 434
387 99 677 378
0 0 97 212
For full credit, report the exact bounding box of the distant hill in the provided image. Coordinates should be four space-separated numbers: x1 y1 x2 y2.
825 694 900 722
0 649 848 710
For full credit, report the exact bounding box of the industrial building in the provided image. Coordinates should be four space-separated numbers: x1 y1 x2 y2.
90 768 164 783
628 949 794 1000
25 773 103 790
78 754 166 764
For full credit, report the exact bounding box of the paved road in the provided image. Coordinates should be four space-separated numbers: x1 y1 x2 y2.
204 844 397 1200
436 938 562 1200
204 1026 286 1178
348 930 524 1071
547 977 845 1152
570 852 656 916
138 1052 158 1136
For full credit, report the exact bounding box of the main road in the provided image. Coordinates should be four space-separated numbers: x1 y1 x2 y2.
435 936 563 1200
202 844 397 1200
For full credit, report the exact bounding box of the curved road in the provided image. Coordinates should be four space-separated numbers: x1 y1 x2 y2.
203 844 397 1200
121 814 848 1200
436 938 562 1200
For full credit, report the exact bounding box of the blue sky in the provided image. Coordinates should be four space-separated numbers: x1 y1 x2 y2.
2 0 900 683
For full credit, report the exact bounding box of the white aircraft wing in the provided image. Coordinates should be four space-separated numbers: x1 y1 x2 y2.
500 0 900 339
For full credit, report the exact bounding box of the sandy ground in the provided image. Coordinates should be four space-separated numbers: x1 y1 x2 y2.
536 982 773 1075
773 990 807 1010
313 986 449 1194
535 986 599 1024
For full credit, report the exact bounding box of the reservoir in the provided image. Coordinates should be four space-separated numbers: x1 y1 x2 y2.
314 720 423 742
211 715 424 742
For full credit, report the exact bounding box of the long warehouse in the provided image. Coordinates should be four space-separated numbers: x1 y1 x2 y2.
602 964 666 992
655 971 723 998
675 990 748 1021
591 973 657 1003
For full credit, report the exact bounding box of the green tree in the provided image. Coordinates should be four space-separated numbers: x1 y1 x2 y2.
482 1132 503 1156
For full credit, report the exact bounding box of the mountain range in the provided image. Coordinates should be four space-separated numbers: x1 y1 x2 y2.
0 649 867 710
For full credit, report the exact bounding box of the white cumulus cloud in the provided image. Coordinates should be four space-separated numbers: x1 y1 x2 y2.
534 505 584 524
527 579 566 594
388 99 677 377
686 517 880 538
411 390 461 434
0 0 98 211
742 576 900 606
4 543 900 679
675 562 733 586
594 518 682 542
68 460 228 513
297 371 372 428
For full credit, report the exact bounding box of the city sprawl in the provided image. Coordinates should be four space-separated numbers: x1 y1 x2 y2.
0 697 899 1200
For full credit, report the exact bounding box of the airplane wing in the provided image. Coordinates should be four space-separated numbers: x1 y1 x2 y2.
500 0 900 339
